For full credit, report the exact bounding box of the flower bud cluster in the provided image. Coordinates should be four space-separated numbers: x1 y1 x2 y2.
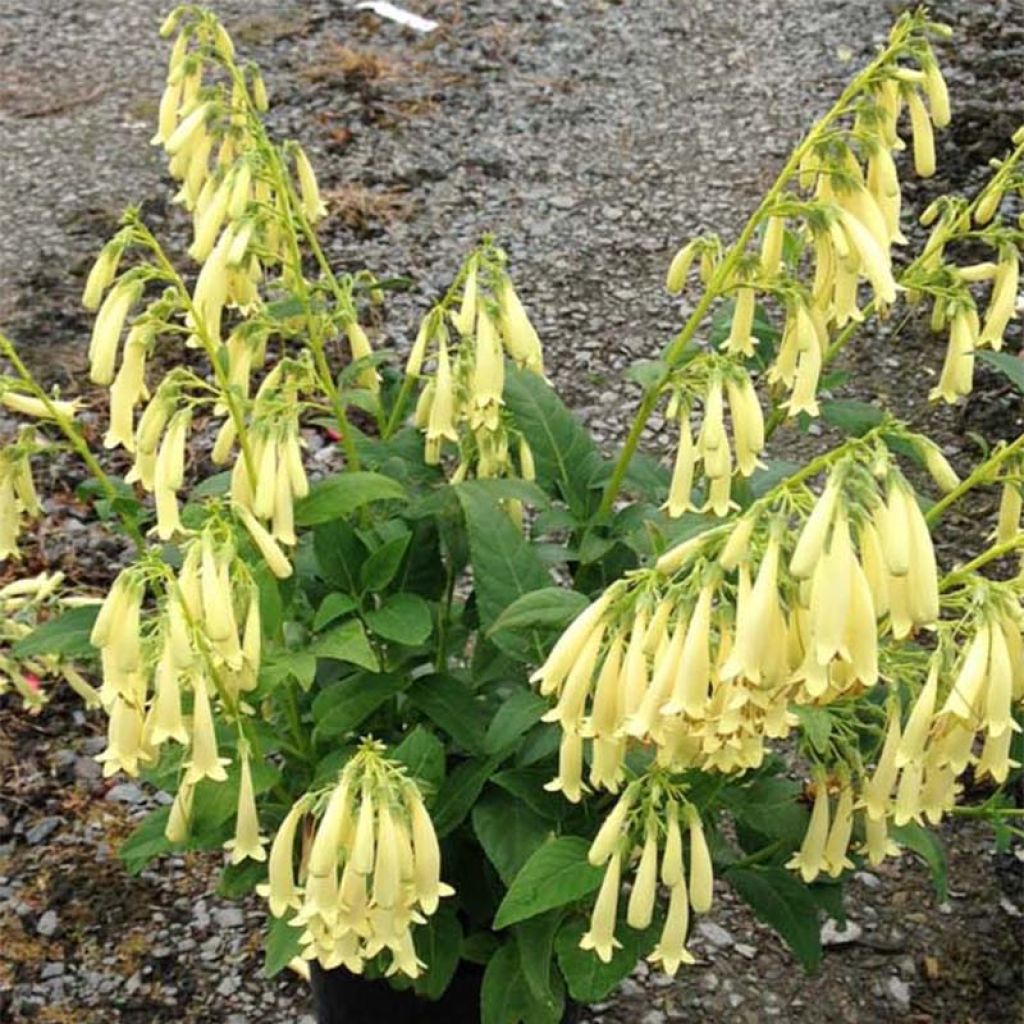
410 252 543 503
0 428 41 560
583 781 713 977
261 740 454 977
90 524 261 799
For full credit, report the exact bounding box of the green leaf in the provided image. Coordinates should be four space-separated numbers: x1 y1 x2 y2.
313 519 367 593
312 619 379 672
407 674 489 753
820 399 885 436
118 806 173 875
12 605 99 659
491 768 566 820
504 364 603 515
313 672 407 737
515 911 567 1017
891 822 948 901
313 593 358 631
217 858 266 899
485 690 550 755
727 866 822 970
554 914 659 1002
725 776 808 845
473 787 553 884
481 942 536 1024
793 705 833 756
264 913 303 977
365 593 433 645
493 837 603 929
391 726 446 795
360 532 411 592
488 588 590 635
413 907 463 1000
432 756 502 837
979 349 1024 392
295 471 407 526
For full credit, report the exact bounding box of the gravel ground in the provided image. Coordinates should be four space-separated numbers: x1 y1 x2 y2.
1 0 1023 1022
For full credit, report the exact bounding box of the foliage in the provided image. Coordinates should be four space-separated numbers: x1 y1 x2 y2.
0 5 1023 1021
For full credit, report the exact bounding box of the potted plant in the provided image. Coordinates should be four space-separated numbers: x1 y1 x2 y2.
1 5 1022 1022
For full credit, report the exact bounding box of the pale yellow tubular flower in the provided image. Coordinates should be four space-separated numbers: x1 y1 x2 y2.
542 625 605 728
497 278 544 374
941 620 991 721
760 216 785 276
225 750 267 864
698 376 730 481
661 802 685 886
860 706 901 821
621 608 650 718
996 481 1022 545
95 696 146 777
294 145 327 221
985 621 1015 739
867 144 906 245
589 631 626 737
627 616 684 738
405 317 432 378
451 259 478 336
648 879 695 976
407 788 454 914
0 391 79 422
190 178 231 262
272 457 297 546
906 89 936 177
253 435 278 520
147 645 189 746
371 802 401 908
424 336 458 464
237 506 294 579
979 250 1019 350
724 287 757 356
786 776 830 883
923 60 951 128
531 587 618 697
589 789 634 866
183 673 230 784
164 100 211 157
877 479 910 577
579 851 623 963
347 320 381 394
822 784 855 878
896 661 939 768
666 240 697 294
974 186 1003 227
786 333 823 418
165 781 196 843
663 584 713 717
919 440 960 493
470 308 504 424
931 305 978 403
686 805 713 913
725 529 780 682
976 727 1019 784
544 727 585 803
626 822 659 929
838 210 897 305
809 508 853 665
351 786 377 874
82 241 124 312
861 812 900 867
728 375 765 477
902 483 939 626
90 572 131 648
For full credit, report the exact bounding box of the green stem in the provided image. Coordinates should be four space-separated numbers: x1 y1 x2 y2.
130 220 258 487
940 532 1024 591
0 332 146 550
927 432 1024 525
597 26 913 518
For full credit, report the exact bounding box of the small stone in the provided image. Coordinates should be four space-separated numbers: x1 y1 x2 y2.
617 978 643 998
820 919 863 946
217 976 240 997
885 976 912 1011
105 782 146 804
36 910 59 937
855 871 882 890
697 921 734 948
40 962 65 980
641 1012 666 1024
214 906 244 929
699 972 720 993
734 943 757 959
25 817 62 845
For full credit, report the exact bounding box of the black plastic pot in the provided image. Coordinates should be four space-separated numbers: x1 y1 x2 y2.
310 962 583 1023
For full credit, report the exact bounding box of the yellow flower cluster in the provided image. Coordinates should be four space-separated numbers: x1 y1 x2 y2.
0 572 101 712
663 366 764 518
262 741 454 977
0 430 40 560
90 525 261 802
409 255 544 508
583 785 713 977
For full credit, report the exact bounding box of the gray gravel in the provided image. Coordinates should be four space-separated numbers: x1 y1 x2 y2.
1 1 1022 1022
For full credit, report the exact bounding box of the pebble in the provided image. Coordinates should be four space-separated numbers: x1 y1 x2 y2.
36 909 59 937
214 906 245 929
885 976 912 1011
40 962 65 980
105 782 146 804
25 816 62 845
854 871 882 890
697 922 735 949
820 919 863 946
